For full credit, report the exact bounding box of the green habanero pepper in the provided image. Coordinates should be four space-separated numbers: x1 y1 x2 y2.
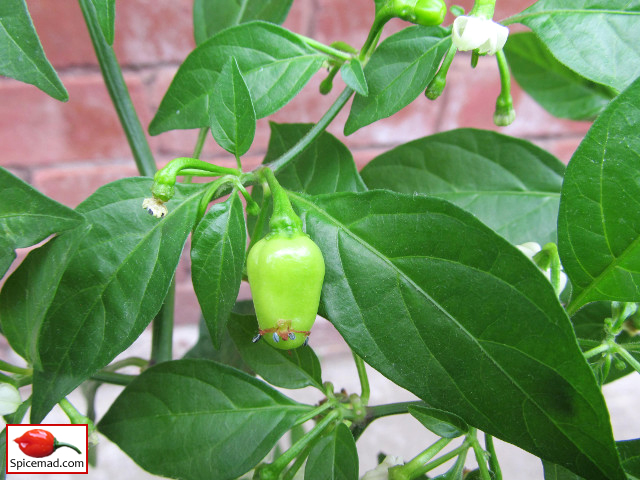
247 169 325 350
391 0 446 26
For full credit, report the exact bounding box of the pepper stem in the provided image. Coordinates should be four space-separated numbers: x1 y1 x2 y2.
261 168 303 235
54 439 82 455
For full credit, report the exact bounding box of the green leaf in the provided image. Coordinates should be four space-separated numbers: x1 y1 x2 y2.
0 223 91 365
264 123 367 195
559 76 640 314
149 21 325 135
227 312 323 390
344 26 450 135
0 167 83 279
504 32 615 120
340 59 368 96
191 193 246 348
193 0 294 45
571 302 640 384
88 0 115 45
360 129 565 245
408 405 468 438
208 58 256 157
98 359 309 480
30 178 203 422
305 423 359 480
0 0 68 100
183 314 254 375
510 1 640 92
543 439 640 479
291 190 624 480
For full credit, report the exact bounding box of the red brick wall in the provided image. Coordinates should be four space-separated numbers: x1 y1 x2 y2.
2 0 590 324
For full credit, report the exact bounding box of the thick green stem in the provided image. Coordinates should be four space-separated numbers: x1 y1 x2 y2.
90 371 135 386
469 429 492 480
353 353 370 405
0 360 31 376
150 279 175 364
412 442 469 478
267 87 354 173
78 0 156 177
59 398 91 426
612 344 640 375
104 356 148 372
494 50 515 126
184 127 210 184
469 0 497 19
391 437 453 480
359 12 392 61
485 434 502 480
583 343 611 360
297 34 353 61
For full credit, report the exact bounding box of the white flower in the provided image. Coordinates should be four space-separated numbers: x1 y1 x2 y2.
0 383 21 416
452 15 509 55
142 197 168 218
516 242 568 294
362 455 404 480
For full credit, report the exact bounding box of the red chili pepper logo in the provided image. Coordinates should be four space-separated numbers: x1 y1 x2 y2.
14 429 81 458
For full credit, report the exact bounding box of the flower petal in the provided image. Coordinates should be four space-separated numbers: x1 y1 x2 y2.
0 383 22 416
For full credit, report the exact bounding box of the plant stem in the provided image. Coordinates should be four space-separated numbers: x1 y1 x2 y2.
0 359 31 376
268 87 354 173
612 344 640 374
583 343 611 360
90 371 136 386
78 0 156 177
353 353 370 405
469 429 492 480
183 127 210 184
392 438 453 480
150 280 175 364
59 398 91 425
294 402 333 426
412 442 469 478
103 356 148 372
485 434 502 480
297 34 353 61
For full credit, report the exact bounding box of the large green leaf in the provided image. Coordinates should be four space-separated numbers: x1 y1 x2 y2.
193 0 294 45
558 77 640 314
0 167 83 279
304 423 359 480
504 32 615 120
290 190 624 480
0 223 91 365
30 178 203 422
543 439 640 479
0 0 68 100
508 0 640 92
264 123 367 195
88 0 115 44
149 22 325 135
98 359 310 480
208 58 256 157
571 302 640 384
228 312 323 390
360 129 565 245
191 193 246 348
344 26 450 134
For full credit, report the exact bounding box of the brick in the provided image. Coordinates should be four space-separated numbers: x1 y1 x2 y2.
31 163 139 207
0 73 153 167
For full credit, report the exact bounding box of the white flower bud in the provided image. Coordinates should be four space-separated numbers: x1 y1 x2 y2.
362 455 404 480
452 16 509 55
0 383 21 416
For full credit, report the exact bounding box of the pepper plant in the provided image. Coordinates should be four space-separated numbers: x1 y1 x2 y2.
1 0 640 479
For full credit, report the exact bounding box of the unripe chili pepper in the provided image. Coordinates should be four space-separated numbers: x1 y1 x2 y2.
14 429 81 458
247 169 325 350
391 0 447 26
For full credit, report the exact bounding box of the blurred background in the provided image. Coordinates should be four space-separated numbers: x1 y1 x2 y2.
2 0 636 479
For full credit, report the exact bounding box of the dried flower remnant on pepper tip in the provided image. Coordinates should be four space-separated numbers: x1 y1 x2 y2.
142 197 168 218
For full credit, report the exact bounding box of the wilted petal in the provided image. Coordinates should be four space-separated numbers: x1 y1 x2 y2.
0 383 21 416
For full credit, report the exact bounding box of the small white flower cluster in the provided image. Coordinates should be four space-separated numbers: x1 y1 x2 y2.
361 455 404 480
0 383 21 416
452 15 509 56
142 197 168 218
517 242 568 293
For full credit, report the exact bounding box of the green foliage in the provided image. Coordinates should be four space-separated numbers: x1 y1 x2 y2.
98 359 310 480
345 25 450 134
0 167 83 278
511 0 640 92
504 32 615 120
361 129 565 245
559 76 640 313
149 21 326 135
191 194 247 348
0 0 68 100
2 1 640 479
